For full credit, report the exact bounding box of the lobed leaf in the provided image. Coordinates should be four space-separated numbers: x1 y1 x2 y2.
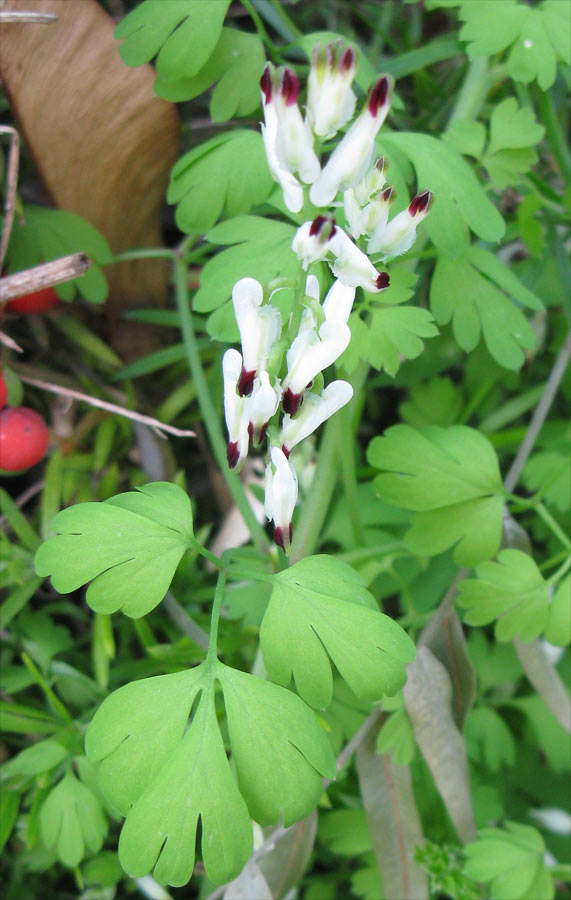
40 771 107 868
35 482 194 617
168 132 274 236
365 306 439 377
457 549 550 641
463 822 554 900
368 425 504 565
261 556 416 709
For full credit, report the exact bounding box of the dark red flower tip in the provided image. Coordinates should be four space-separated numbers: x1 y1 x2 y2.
382 186 395 203
273 523 293 552
309 215 336 238
227 441 240 469
340 47 354 73
368 76 390 117
283 388 301 416
238 368 255 397
282 444 290 459
281 68 300 106
376 156 388 173
247 421 254 440
376 272 390 290
409 191 432 217
260 66 272 105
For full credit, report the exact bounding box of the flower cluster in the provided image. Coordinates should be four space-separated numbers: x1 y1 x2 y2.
223 275 354 553
223 42 433 552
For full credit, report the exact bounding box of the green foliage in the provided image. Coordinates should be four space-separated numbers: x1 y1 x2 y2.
463 821 555 900
86 661 335 886
115 0 230 76
544 575 571 647
376 707 416 765
260 556 416 708
155 27 265 120
414 840 480 900
1 739 68 779
368 425 505 565
168 132 274 235
6 206 112 304
344 306 439 377
457 549 553 641
465 707 516 772
40 770 107 868
34 483 194 617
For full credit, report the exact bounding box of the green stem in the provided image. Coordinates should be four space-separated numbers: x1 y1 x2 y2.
536 502 571 551
536 88 571 183
340 403 365 547
21 653 72 723
207 571 227 661
539 549 569 572
240 0 281 62
111 248 176 263
190 540 224 570
547 555 571 587
447 56 489 125
173 256 268 552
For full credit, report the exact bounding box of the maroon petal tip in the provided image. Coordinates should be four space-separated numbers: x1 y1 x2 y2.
227 441 240 469
281 68 300 106
282 444 290 459
238 368 255 397
376 272 390 290
409 191 432 217
368 76 390 117
260 66 272 104
283 388 301 416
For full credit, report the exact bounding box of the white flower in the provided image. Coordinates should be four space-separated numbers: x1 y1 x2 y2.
222 349 249 470
232 277 282 395
309 75 393 208
264 446 298 553
354 157 389 207
281 380 353 454
260 65 320 209
368 190 433 257
260 76 304 213
306 41 358 139
247 371 282 447
329 226 390 293
346 185 395 241
292 216 337 269
282 309 350 414
322 279 356 325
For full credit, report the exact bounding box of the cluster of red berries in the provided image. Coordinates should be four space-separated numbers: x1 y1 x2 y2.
0 288 56 471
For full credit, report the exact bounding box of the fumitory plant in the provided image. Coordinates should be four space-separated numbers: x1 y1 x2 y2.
1 2 569 900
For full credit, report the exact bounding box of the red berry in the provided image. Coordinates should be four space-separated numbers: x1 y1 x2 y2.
0 375 7 410
0 407 49 471
5 287 60 314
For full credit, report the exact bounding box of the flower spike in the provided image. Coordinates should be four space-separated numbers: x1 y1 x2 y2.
309 75 393 208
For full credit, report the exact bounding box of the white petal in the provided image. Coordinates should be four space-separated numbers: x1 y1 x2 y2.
322 279 356 325
281 380 353 451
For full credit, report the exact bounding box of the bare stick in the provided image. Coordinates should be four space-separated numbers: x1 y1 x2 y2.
163 593 209 651
17 373 195 439
504 331 571 493
0 331 23 352
0 126 20 271
0 253 91 302
0 10 58 23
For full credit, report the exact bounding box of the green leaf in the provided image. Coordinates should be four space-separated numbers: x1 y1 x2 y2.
545 575 571 647
260 556 416 709
6 206 111 304
193 216 298 313
399 376 463 429
457 549 550 641
363 306 439 377
484 148 539 190
508 8 557 91
115 0 230 77
368 425 504 566
155 28 264 120
542 0 571 66
430 254 537 369
168 132 274 235
465 707 515 772
2 739 68 779
318 809 372 856
0 791 20 851
86 662 335 886
381 132 505 256
34 482 194 617
40 771 107 868
463 822 554 900
465 246 543 312
0 702 59 735
523 451 571 513
486 98 545 157
459 0 529 57
443 119 486 159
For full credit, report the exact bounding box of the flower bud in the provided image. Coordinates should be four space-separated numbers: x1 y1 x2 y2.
232 277 282 395
247 371 282 447
264 446 298 553
309 75 393 208
367 190 433 257
222 349 249 470
306 41 358 139
282 310 350 415
281 380 353 455
292 216 337 269
329 226 390 293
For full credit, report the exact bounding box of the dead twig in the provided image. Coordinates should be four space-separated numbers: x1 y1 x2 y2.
17 373 195 440
0 126 20 271
0 253 91 302
0 10 57 23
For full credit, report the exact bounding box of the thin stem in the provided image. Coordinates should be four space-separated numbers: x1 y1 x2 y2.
191 540 224 570
173 256 268 552
239 0 281 62
539 549 569 573
339 403 365 547
546 555 571 587
504 332 571 493
536 87 571 183
163 593 209 652
21 652 72 723
536 502 571 551
447 56 489 125
111 248 176 263
207 571 227 661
